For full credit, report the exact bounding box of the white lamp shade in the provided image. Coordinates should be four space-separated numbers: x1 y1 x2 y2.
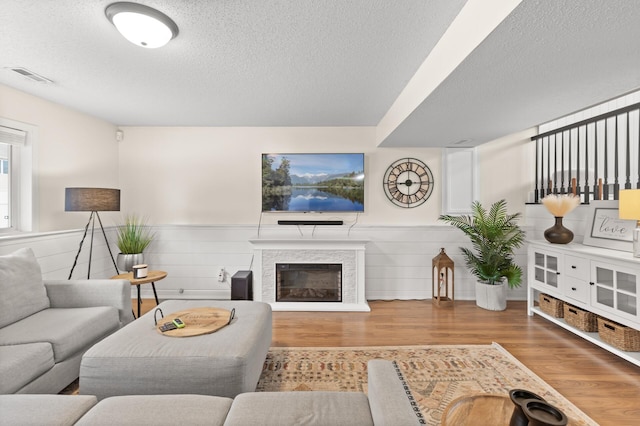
106 2 178 49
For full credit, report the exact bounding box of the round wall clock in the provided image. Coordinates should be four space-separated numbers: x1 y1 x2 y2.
383 158 434 208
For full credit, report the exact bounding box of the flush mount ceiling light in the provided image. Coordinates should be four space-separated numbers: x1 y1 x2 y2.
105 2 178 48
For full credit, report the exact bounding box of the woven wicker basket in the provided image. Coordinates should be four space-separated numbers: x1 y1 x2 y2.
563 304 597 332
539 293 563 318
597 317 640 352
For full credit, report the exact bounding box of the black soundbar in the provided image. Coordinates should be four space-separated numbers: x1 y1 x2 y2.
277 220 344 226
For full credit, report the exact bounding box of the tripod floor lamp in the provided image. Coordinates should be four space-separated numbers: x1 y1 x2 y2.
66 187 121 279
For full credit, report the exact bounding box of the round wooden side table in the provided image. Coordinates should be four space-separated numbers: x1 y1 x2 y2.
111 270 167 318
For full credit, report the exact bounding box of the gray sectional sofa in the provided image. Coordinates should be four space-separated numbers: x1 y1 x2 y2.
0 248 424 424
0 248 133 394
0 360 425 425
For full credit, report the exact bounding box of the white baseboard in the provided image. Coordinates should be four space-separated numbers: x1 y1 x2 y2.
137 289 231 300
268 302 371 312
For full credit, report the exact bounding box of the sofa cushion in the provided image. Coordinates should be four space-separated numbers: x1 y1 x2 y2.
0 307 119 362
75 394 233 426
0 248 50 328
0 343 54 393
223 391 374 426
0 394 97 426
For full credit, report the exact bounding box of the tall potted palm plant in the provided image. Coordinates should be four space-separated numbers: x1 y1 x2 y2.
115 214 154 272
439 199 525 311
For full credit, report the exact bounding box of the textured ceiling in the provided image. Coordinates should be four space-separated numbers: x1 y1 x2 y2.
1 1 639 147
0 0 465 126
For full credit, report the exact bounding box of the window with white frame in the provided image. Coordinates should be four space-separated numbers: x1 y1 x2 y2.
0 142 11 228
0 119 36 233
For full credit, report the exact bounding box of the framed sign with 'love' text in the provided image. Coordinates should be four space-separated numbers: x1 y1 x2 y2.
583 200 636 252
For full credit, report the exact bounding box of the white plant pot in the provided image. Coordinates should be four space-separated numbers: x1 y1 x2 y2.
475 280 507 311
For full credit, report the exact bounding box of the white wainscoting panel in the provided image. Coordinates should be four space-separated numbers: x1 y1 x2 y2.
0 229 121 280
1 223 534 302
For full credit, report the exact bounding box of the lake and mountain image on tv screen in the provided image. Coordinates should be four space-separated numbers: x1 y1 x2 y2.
262 153 365 212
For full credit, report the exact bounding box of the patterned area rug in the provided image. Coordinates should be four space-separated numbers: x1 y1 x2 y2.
257 343 597 426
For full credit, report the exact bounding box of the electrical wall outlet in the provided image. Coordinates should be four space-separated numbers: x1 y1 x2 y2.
217 268 225 282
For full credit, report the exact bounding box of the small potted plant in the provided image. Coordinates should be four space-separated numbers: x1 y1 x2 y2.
439 199 526 311
115 214 154 272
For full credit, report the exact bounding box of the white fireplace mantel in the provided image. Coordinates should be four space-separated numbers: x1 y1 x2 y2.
249 238 369 312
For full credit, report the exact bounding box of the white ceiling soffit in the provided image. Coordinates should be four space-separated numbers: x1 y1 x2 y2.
0 0 466 127
379 0 640 147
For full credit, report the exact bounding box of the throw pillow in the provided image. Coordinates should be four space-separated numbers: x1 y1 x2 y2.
0 247 50 328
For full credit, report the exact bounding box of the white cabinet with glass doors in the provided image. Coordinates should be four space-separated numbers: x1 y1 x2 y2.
527 240 640 367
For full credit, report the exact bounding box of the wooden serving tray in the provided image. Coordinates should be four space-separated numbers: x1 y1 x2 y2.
441 394 512 426
157 307 235 337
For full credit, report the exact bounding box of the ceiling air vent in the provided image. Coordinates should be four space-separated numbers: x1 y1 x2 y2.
8 67 53 83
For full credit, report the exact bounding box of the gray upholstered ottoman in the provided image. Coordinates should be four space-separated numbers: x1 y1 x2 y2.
80 300 272 400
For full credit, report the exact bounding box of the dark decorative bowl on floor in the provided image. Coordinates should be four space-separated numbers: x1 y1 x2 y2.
523 399 568 426
509 389 545 426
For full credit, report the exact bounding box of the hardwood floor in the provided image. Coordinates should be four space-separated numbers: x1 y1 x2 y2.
138 299 640 425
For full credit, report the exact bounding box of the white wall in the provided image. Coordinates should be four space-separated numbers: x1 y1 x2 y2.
112 126 536 301
116 126 445 226
477 127 537 214
0 85 120 232
1 83 539 232
1 86 541 301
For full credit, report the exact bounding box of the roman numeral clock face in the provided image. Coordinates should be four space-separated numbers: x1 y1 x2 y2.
383 158 434 208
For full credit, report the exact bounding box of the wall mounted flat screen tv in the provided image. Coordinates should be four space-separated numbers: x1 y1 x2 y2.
262 153 365 212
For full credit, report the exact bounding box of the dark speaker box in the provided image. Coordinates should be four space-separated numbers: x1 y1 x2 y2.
231 270 253 300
